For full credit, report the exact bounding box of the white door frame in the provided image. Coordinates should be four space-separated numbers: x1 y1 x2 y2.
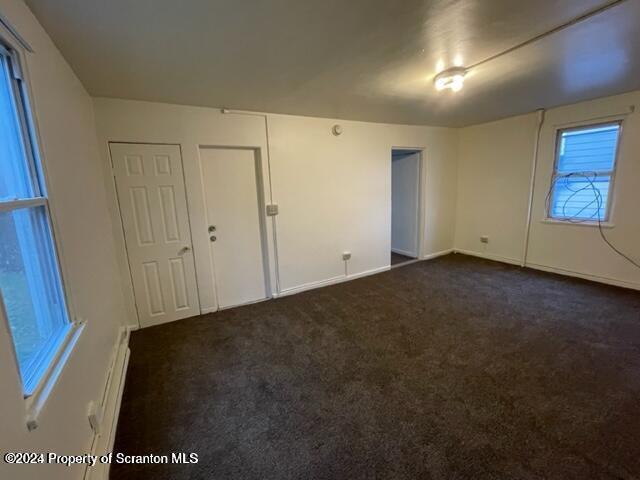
197 145 272 313
391 146 425 260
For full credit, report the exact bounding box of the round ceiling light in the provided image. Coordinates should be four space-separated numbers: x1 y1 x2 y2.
434 66 467 92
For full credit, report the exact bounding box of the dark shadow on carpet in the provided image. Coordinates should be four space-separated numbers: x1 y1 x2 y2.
391 252 414 266
110 254 640 480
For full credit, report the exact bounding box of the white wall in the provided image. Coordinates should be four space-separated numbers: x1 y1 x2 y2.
455 91 640 289
0 1 129 479
93 100 277 315
267 114 457 292
455 113 537 263
93 99 458 315
391 152 420 257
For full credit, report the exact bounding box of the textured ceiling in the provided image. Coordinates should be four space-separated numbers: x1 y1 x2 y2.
23 0 640 126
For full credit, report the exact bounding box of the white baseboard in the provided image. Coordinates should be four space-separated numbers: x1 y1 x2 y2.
84 326 131 480
391 258 422 268
347 265 390 281
422 248 454 260
205 250 457 306
275 265 391 298
274 251 461 299
218 296 271 311
453 248 640 291
453 248 521 266
391 247 417 257
199 296 272 315
274 275 347 297
525 262 640 291
274 274 348 298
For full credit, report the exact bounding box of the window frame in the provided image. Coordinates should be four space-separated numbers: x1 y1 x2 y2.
0 27 83 425
547 119 624 224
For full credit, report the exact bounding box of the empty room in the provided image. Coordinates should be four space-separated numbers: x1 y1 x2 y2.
1 0 639 479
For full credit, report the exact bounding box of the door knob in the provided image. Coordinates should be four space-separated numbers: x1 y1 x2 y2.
178 246 191 255
210 235 217 242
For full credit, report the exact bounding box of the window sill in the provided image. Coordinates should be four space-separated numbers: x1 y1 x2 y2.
24 320 85 431
540 218 615 229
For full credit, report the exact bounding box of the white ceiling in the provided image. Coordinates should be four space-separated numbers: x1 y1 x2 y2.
24 0 640 127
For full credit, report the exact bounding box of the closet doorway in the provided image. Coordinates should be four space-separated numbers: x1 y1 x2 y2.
391 149 422 267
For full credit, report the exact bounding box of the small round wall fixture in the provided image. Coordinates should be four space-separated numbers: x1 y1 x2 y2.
434 66 467 92
332 124 343 136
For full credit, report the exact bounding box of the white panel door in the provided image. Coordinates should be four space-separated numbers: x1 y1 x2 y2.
200 148 267 308
110 143 200 327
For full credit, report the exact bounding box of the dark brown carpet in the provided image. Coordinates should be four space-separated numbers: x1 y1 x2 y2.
110 254 640 480
391 251 414 265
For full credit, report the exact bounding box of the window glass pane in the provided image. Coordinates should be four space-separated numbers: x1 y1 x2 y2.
0 54 36 201
557 124 620 173
550 174 610 221
0 206 69 392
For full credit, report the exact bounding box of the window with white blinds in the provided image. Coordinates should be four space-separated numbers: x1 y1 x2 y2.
548 122 621 222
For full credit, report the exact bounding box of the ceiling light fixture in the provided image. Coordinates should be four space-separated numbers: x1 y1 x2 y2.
430 0 627 94
434 66 467 92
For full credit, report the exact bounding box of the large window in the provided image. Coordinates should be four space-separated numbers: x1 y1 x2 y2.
548 122 621 222
0 43 71 395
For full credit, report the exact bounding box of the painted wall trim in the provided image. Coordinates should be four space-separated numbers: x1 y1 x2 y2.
199 251 454 310
348 265 391 281
217 296 271 311
525 262 640 291
274 274 349 298
274 265 391 298
453 248 521 266
454 248 640 290
0 10 34 52
391 149 423 259
274 250 456 300
83 326 131 480
220 110 281 295
422 248 454 260
391 258 422 269
24 321 86 430
391 248 416 257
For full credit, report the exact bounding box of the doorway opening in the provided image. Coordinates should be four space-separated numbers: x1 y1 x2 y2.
391 149 422 267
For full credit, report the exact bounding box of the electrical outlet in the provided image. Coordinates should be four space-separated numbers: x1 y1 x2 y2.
342 251 351 261
480 235 489 244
